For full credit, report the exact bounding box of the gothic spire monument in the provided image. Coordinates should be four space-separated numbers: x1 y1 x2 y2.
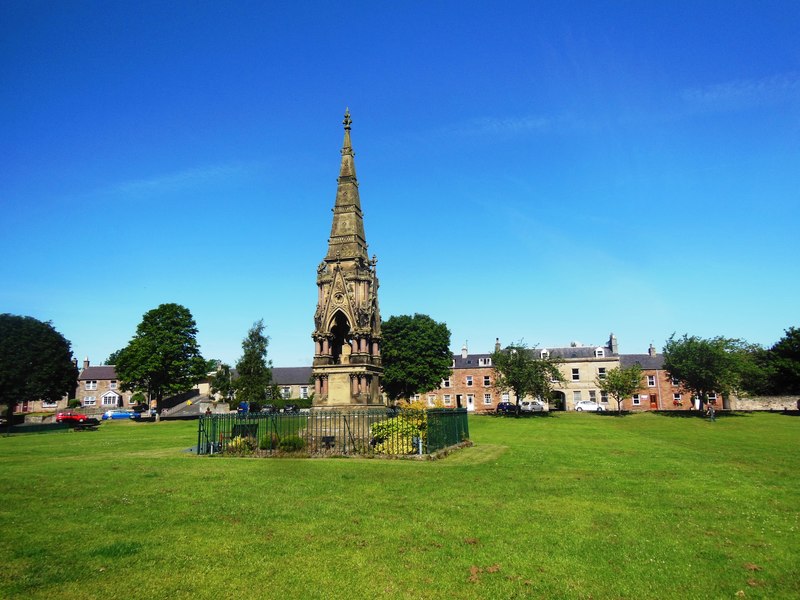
312 110 384 408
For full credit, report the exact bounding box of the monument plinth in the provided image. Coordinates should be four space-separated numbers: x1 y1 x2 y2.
311 110 384 409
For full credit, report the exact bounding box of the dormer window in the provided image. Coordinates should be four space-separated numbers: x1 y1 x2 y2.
540 350 549 359
594 348 605 358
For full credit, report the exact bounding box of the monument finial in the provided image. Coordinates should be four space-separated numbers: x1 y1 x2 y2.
343 108 352 131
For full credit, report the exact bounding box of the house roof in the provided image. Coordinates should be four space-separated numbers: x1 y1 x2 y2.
453 353 493 369
546 345 615 359
620 354 665 370
272 367 313 385
79 365 117 380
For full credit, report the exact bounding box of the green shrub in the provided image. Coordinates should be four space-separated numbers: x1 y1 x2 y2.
260 432 279 450
226 435 256 455
371 415 423 455
278 435 305 452
67 398 81 409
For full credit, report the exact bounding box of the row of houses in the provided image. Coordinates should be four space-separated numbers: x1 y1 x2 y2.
413 334 717 413
19 332 745 414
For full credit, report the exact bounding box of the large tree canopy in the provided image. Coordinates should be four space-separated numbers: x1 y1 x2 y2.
381 314 452 402
0 314 77 422
491 342 565 414
234 320 272 410
115 303 206 410
770 327 800 394
663 333 758 410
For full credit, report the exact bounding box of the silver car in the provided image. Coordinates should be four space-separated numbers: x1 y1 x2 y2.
520 400 545 412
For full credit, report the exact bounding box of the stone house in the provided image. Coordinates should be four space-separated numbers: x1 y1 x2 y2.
76 358 135 410
272 367 313 401
414 334 623 413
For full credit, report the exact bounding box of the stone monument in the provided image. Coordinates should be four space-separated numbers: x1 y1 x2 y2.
311 110 384 408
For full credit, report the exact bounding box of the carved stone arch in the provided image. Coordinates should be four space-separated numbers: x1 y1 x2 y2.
328 309 352 365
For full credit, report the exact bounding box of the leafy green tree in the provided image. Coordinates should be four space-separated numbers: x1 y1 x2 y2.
105 348 124 365
770 327 800 394
210 363 235 407
663 334 758 411
234 320 272 410
381 314 452 402
596 365 643 413
0 314 78 426
115 303 206 413
491 342 565 415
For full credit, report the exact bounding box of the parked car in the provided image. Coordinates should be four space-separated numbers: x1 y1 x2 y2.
56 410 89 423
260 404 277 414
520 400 545 412
495 402 518 414
283 403 299 413
574 400 604 412
102 409 140 420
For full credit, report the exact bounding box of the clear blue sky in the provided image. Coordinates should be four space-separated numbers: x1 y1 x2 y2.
2 1 799 367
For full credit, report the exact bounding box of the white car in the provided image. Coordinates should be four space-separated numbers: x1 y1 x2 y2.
520 400 545 412
574 400 604 412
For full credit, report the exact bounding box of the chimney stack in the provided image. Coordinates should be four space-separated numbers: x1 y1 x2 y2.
648 343 657 357
495 338 501 353
609 333 618 354
83 357 90 370
461 343 468 359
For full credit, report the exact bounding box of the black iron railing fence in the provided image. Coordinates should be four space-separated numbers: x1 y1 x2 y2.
196 408 469 457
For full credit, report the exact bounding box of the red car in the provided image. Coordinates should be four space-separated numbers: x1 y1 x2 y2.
56 410 89 423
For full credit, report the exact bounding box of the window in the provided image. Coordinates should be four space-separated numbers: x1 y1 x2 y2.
647 375 656 387
708 393 717 404
466 376 473 387
595 348 605 358
428 395 436 407
300 386 308 399
42 399 57 408
83 396 96 406
673 393 682 405
85 380 97 390
478 357 492 366
671 376 680 386
632 394 641 406
442 377 451 388
102 393 119 406
281 386 291 399
483 393 492 405
571 368 580 381
443 394 452 406
540 350 549 359
502 392 510 402
109 380 117 389
573 390 581 403
598 367 606 380
589 390 596 401
600 391 609 403
412 394 420 401
483 375 491 387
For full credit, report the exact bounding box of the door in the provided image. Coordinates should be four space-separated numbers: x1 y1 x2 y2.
466 394 475 412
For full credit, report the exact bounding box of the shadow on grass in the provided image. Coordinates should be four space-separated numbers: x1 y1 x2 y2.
653 410 747 419
489 411 559 418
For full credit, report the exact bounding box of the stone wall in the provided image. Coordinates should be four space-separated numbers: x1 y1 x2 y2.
730 394 800 411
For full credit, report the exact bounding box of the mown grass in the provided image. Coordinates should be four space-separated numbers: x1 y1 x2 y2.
0 412 798 599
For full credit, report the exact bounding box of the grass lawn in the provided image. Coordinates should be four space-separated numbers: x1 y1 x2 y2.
1 412 798 599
